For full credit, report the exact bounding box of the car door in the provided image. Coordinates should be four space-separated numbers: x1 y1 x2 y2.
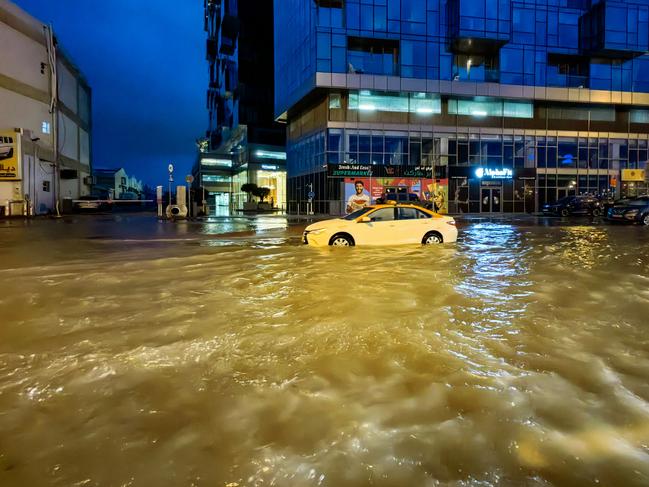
395 207 432 244
351 207 398 245
575 197 588 214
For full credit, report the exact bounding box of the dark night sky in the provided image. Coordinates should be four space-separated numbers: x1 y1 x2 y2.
14 0 207 187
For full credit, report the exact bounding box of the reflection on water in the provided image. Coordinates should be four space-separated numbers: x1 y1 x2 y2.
1 219 649 486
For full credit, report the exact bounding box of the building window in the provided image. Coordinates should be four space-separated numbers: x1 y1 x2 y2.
348 90 441 114
547 54 588 88
347 36 399 76
546 105 615 122
329 93 342 109
316 0 344 28
202 175 232 183
43 181 50 192
631 110 649 123
41 121 51 134
448 98 533 118
452 54 499 82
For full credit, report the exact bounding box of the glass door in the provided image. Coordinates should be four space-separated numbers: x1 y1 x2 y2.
481 188 491 212
491 188 501 212
481 188 502 212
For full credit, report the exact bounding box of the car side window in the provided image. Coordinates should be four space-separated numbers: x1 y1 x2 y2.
368 208 395 222
416 209 432 219
398 208 418 220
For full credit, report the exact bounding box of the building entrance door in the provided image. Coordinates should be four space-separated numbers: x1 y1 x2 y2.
213 192 230 216
481 187 501 212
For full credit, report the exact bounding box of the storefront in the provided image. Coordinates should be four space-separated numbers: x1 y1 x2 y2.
327 163 449 214
448 166 536 213
621 169 648 198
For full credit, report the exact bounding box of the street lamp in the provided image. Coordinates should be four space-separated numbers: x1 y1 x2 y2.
168 163 174 207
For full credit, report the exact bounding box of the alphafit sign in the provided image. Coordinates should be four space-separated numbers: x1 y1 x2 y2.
475 167 513 180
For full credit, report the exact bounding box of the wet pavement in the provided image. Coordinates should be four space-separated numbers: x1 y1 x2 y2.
1 212 649 486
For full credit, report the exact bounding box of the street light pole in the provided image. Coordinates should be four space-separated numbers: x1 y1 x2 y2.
168 163 174 209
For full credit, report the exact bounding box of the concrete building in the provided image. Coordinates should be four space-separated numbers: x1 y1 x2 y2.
194 0 286 214
93 168 143 199
0 0 92 216
275 0 649 215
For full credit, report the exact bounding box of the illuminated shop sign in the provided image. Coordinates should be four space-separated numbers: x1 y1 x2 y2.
475 167 513 179
327 164 434 178
261 164 278 171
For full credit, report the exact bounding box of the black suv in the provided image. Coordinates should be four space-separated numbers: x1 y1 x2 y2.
543 195 603 217
606 196 649 225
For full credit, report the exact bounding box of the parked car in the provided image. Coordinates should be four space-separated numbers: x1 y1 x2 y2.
606 196 649 225
376 192 434 210
542 195 603 217
303 202 457 247
74 195 111 212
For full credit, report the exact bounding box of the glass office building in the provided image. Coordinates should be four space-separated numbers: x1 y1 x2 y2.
274 0 649 214
195 0 287 214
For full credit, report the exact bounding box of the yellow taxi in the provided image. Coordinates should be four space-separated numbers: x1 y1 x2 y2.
302 202 458 247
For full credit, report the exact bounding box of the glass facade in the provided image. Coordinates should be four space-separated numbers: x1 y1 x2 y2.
275 0 649 214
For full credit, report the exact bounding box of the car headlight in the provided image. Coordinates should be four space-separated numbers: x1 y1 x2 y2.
625 210 639 218
307 228 326 235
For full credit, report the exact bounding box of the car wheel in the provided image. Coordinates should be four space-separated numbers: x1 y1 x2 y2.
560 208 570 217
592 208 601 217
643 214 649 226
422 232 443 245
329 234 354 246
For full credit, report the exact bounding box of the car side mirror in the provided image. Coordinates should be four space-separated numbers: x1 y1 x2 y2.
358 216 371 223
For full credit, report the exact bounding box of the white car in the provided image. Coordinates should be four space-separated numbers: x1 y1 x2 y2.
0 135 14 161
303 203 458 247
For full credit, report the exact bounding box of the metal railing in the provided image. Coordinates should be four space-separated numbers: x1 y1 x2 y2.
287 200 345 216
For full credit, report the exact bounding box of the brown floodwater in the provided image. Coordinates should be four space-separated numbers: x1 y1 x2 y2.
1 216 649 486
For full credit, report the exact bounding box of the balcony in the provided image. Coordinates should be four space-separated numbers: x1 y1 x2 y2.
547 74 588 89
580 1 649 58
219 14 239 55
347 37 399 76
452 54 499 82
447 0 510 54
546 54 589 88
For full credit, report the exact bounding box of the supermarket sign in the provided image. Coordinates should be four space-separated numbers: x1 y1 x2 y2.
328 164 433 178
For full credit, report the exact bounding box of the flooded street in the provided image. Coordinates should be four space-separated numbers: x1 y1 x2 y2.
1 215 649 486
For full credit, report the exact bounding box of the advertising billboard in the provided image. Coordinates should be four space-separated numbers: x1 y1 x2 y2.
621 169 646 182
0 131 20 180
343 177 449 214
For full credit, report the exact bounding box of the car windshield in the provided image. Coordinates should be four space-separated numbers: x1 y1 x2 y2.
341 207 373 220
